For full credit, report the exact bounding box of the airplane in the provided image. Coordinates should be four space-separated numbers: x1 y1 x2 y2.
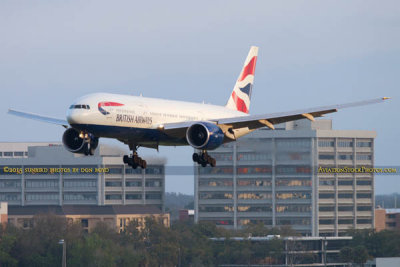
8 46 389 169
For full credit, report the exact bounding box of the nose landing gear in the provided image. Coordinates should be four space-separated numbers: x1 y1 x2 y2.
193 151 216 167
123 145 147 169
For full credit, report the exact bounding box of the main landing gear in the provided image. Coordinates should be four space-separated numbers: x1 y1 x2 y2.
123 146 147 169
193 151 216 167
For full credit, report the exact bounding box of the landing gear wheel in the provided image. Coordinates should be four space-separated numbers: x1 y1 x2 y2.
122 146 147 169
201 162 207 167
192 153 199 162
209 158 216 167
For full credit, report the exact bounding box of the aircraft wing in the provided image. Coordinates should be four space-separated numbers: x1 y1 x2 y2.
162 97 389 137
8 109 69 128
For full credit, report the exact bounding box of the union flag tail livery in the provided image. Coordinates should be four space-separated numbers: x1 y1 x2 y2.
225 46 258 114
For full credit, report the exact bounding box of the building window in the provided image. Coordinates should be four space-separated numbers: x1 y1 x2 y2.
319 180 334 186
357 141 372 147
64 180 96 188
145 180 162 187
4 152 13 157
357 219 372 224
318 140 335 147
388 214 396 219
199 167 233 175
276 166 311 174
338 219 353 224
125 168 142 174
386 222 396 227
199 206 234 212
145 193 162 199
276 179 311 187
238 179 271 187
276 204 311 213
319 219 334 225
338 154 353 160
276 192 311 200
319 206 334 212
237 166 272 175
357 154 372 160
237 153 269 161
105 181 122 187
237 205 272 212
338 140 353 147
356 180 371 186
0 152 2 157
338 180 353 186
105 194 122 200
26 194 59 201
319 193 334 199
126 194 142 200
276 139 310 149
338 206 353 211
200 192 232 199
338 193 353 199
203 219 233 226
357 206 372 211
357 193 371 199
238 219 271 226
0 181 21 188
145 166 164 175
26 180 58 188
238 193 271 200
276 218 310 225
64 193 97 201
14 151 24 157
319 154 335 160
106 168 122 174
126 181 142 187
0 193 21 201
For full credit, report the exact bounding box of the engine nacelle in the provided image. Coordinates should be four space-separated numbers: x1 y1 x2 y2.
62 128 98 154
186 122 224 150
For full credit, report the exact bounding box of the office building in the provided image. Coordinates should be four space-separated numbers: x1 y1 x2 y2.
375 208 400 232
0 142 166 211
195 119 375 236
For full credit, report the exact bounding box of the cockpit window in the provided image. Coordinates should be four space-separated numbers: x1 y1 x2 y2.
69 104 90 109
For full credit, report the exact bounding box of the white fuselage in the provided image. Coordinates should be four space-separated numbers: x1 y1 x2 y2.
66 93 248 145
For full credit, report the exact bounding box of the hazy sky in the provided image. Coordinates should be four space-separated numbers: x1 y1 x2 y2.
0 1 399 194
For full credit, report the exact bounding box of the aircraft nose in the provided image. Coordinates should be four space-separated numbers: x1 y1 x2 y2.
66 110 80 125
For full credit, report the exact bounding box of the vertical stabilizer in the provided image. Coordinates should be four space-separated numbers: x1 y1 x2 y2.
225 46 258 114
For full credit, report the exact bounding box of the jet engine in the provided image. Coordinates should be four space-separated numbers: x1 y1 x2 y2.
62 128 98 155
186 122 224 150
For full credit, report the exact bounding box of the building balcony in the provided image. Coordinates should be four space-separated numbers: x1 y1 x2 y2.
338 199 354 204
356 199 372 204
319 185 335 191
105 187 123 192
198 199 234 205
319 212 335 217
356 185 372 191
338 211 354 217
338 186 354 191
319 224 335 230
63 187 97 192
198 186 233 191
198 212 233 218
275 186 311 191
338 224 354 230
25 187 59 192
356 224 373 229
145 186 162 191
357 211 373 217
318 199 335 204
237 212 272 217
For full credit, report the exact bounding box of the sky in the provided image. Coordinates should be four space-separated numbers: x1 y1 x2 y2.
0 1 399 194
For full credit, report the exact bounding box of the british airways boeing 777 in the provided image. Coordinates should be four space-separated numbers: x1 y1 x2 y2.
8 47 389 169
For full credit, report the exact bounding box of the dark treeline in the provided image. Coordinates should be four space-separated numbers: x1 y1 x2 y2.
1 214 400 266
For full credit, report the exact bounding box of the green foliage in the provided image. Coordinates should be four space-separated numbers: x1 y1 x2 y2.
3 214 400 266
